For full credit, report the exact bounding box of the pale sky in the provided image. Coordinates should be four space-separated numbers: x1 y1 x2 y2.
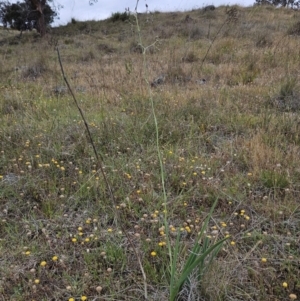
54 0 254 26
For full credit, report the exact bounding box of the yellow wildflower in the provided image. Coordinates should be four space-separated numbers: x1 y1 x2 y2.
40 261 47 267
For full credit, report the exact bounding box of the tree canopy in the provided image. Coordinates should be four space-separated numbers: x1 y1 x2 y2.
0 0 57 35
0 0 98 36
255 0 300 8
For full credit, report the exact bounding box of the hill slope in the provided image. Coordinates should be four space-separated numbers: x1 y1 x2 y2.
0 5 300 301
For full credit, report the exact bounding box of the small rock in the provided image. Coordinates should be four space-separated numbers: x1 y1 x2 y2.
53 86 68 95
196 79 206 85
151 74 165 87
2 173 20 185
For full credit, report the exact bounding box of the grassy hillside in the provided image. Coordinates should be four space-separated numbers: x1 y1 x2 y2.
0 4 300 301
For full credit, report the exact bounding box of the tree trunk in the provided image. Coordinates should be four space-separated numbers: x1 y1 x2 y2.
37 12 45 36
31 0 46 37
